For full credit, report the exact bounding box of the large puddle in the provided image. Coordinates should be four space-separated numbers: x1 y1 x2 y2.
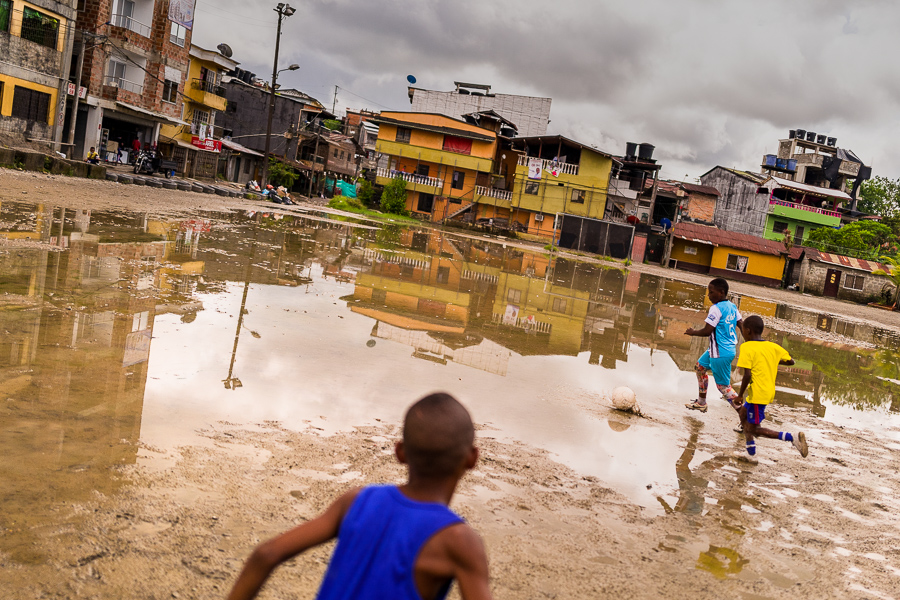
2 200 899 564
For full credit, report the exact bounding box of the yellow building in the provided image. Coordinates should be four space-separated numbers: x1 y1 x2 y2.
0 0 76 144
669 222 787 288
372 112 498 222
159 44 237 179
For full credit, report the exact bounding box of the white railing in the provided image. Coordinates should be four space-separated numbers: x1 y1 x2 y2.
517 154 579 176
103 76 143 94
769 198 840 218
110 13 152 38
377 167 442 189
475 185 512 201
491 312 552 334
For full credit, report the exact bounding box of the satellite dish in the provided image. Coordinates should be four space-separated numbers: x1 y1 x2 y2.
217 43 233 58
407 75 416 84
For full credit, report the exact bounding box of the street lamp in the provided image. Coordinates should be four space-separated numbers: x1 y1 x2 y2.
262 3 297 186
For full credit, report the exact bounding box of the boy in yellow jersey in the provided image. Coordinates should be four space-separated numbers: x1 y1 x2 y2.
735 316 808 463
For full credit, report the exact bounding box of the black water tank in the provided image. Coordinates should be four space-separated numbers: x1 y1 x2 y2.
625 142 638 159
788 130 796 139
796 129 806 139
817 134 827 144
806 131 816 142
638 143 655 160
500 127 516 138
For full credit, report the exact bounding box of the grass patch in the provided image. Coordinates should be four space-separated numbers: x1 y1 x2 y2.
543 244 558 253
328 197 419 224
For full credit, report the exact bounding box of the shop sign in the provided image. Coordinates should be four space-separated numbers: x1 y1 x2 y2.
191 136 222 152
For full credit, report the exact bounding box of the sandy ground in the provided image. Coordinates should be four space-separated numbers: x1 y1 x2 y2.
3 168 900 598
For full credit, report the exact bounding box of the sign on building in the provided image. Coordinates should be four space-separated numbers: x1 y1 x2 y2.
168 0 195 29
191 136 222 153
528 158 542 180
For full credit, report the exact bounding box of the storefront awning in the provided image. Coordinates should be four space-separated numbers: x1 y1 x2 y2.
221 139 264 157
158 135 196 150
116 101 190 126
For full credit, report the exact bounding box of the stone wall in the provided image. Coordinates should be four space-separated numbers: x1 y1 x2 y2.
800 258 886 303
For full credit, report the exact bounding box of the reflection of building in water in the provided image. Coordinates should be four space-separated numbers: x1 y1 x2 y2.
372 321 510 376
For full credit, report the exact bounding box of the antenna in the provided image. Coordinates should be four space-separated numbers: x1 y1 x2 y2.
407 75 417 84
217 43 233 58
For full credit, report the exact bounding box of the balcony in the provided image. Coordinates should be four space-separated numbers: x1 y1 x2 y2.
189 78 227 111
376 167 443 194
517 154 579 176
103 76 143 95
109 13 152 38
475 185 512 208
768 199 841 226
375 139 493 173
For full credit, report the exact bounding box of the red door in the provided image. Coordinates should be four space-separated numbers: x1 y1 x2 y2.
823 269 841 297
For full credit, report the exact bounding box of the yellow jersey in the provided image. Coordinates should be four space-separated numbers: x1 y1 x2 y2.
736 341 791 405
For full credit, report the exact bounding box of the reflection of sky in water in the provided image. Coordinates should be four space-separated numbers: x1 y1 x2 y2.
142 269 692 510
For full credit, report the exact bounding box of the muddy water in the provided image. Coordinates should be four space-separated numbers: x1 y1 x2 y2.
2 201 899 570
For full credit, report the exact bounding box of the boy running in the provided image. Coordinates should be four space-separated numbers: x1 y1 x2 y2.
684 278 743 415
226 393 492 600
736 316 808 463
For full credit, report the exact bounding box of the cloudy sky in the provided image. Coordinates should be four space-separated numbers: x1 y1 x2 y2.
192 0 900 181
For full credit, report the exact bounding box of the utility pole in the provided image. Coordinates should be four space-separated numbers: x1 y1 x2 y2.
66 32 87 157
262 3 296 186
332 86 338 115
307 121 321 199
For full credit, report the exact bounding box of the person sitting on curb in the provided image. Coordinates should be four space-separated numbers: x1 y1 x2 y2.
86 147 100 165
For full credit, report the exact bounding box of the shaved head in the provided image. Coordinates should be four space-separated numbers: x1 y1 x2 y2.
402 393 475 479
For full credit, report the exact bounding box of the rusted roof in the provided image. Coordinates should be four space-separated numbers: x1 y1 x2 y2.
681 182 720 197
369 114 496 142
672 222 786 256
767 176 851 201
700 166 766 184
802 248 889 273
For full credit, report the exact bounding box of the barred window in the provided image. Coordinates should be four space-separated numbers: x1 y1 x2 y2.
11 86 51 123
0 0 11 33
395 127 411 143
843 273 865 291
162 80 178 103
21 7 59 49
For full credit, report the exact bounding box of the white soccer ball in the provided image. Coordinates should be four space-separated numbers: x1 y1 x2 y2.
611 386 637 412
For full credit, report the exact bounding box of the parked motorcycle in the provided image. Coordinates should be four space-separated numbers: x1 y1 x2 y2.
133 150 174 178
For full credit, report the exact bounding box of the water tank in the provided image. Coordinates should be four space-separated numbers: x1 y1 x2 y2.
827 137 837 147
788 130 796 139
625 142 638 159
638 143 655 160
817 134 827 144
796 129 806 140
764 154 777 167
806 131 816 142
787 159 798 172
500 127 516 138
458 89 470 95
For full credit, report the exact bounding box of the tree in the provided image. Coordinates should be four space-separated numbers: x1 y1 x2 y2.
358 179 376 206
267 158 299 189
379 176 408 215
858 176 900 217
873 255 900 308
806 220 893 259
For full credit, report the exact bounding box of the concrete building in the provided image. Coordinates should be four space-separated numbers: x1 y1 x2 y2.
0 0 77 148
795 249 890 303
408 82 551 138
71 0 193 161
158 43 237 179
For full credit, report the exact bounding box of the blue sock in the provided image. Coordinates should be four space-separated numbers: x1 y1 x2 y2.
778 432 793 442
746 441 756 456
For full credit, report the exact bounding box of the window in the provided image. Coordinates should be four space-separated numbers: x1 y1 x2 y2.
21 7 60 49
416 164 429 177
525 181 539 195
442 135 472 155
451 170 465 190
772 221 789 234
843 273 865 291
507 288 522 303
170 21 186 47
436 266 450 284
571 189 585 203
340 151 345 160
552 297 567 313
191 109 210 136
396 127 411 143
162 80 178 103
333 148 338 158
416 193 434 213
11 86 50 123
726 254 748 273
107 59 126 85
0 0 10 33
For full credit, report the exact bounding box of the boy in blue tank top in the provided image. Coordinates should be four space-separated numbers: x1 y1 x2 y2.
684 278 743 423
226 393 492 600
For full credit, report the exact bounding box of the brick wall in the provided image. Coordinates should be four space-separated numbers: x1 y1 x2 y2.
685 192 716 224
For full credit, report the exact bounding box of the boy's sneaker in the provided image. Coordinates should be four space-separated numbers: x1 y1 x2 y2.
792 432 808 458
685 400 708 413
732 451 758 465
733 423 744 433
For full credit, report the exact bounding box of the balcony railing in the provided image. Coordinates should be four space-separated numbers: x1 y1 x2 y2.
377 167 442 189
192 78 226 97
109 13 152 38
103 76 143 95
517 154 579 176
475 185 512 201
769 198 840 218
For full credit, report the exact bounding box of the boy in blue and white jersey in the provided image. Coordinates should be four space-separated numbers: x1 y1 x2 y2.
684 278 743 417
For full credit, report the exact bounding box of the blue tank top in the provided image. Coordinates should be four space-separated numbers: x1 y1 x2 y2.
316 485 464 600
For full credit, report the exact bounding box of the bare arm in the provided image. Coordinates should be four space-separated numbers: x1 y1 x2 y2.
780 358 795 366
737 367 752 399
448 525 492 600
684 323 714 337
226 488 361 600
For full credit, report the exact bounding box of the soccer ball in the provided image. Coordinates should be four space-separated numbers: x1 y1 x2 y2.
611 386 638 412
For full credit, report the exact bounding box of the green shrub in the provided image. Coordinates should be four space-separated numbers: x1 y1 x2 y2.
267 158 298 188
380 176 408 215
358 179 376 206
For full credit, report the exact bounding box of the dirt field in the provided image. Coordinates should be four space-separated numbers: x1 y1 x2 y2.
3 167 900 599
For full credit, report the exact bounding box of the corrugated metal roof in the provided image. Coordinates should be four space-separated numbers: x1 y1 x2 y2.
681 182 720 197
803 248 889 273
672 222 786 256
221 138 263 157
768 176 851 201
